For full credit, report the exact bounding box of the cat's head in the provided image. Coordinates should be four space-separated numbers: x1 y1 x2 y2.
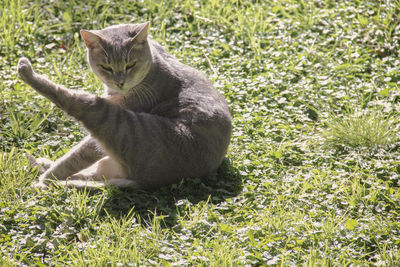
81 22 152 93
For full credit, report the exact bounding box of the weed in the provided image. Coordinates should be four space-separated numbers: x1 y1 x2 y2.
322 107 398 148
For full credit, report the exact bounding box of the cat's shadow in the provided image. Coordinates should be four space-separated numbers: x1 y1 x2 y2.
100 158 242 227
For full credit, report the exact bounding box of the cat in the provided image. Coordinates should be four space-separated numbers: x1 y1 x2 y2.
17 22 232 190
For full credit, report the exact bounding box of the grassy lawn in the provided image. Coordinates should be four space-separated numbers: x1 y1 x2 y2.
1 0 400 265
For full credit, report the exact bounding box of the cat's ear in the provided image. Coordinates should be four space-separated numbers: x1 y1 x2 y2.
80 30 103 49
125 22 150 49
133 22 150 43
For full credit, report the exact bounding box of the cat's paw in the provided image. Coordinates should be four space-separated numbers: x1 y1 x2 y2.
28 155 54 175
17 57 35 82
31 172 53 190
31 181 48 190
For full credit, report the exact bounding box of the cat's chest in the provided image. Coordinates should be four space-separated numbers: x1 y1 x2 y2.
106 93 152 113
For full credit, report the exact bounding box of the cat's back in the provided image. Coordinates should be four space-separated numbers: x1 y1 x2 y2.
149 40 231 122
150 40 231 161
149 39 214 90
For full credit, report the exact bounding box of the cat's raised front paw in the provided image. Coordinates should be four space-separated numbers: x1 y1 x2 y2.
17 57 35 82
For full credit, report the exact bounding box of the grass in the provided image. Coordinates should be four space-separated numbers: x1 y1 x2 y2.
1 0 400 265
322 107 398 148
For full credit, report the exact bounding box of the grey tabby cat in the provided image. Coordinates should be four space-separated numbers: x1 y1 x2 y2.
17 22 232 190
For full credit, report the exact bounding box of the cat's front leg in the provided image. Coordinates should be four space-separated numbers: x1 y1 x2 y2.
17 57 68 107
17 57 36 84
17 57 96 118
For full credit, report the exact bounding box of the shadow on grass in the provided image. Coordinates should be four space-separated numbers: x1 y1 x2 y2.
100 158 243 227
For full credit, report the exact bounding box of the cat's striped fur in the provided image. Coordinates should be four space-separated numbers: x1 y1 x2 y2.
17 22 232 190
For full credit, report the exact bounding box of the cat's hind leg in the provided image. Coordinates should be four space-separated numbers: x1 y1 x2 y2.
69 156 127 181
59 156 137 189
33 136 104 189
55 179 137 189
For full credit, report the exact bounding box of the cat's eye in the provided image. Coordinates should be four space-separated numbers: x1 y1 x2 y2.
100 65 113 73
125 62 136 71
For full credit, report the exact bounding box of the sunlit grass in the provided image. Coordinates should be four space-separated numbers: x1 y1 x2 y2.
1 0 400 265
323 108 398 148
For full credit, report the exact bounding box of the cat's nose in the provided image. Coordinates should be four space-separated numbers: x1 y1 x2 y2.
116 81 124 88
114 72 126 88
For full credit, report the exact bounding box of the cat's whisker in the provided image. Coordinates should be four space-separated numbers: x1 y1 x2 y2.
134 86 145 106
132 83 156 107
142 82 158 106
135 85 145 105
99 43 109 59
139 88 146 106
121 46 128 62
141 87 151 106
143 84 157 107
127 44 135 61
139 85 149 105
140 85 151 105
